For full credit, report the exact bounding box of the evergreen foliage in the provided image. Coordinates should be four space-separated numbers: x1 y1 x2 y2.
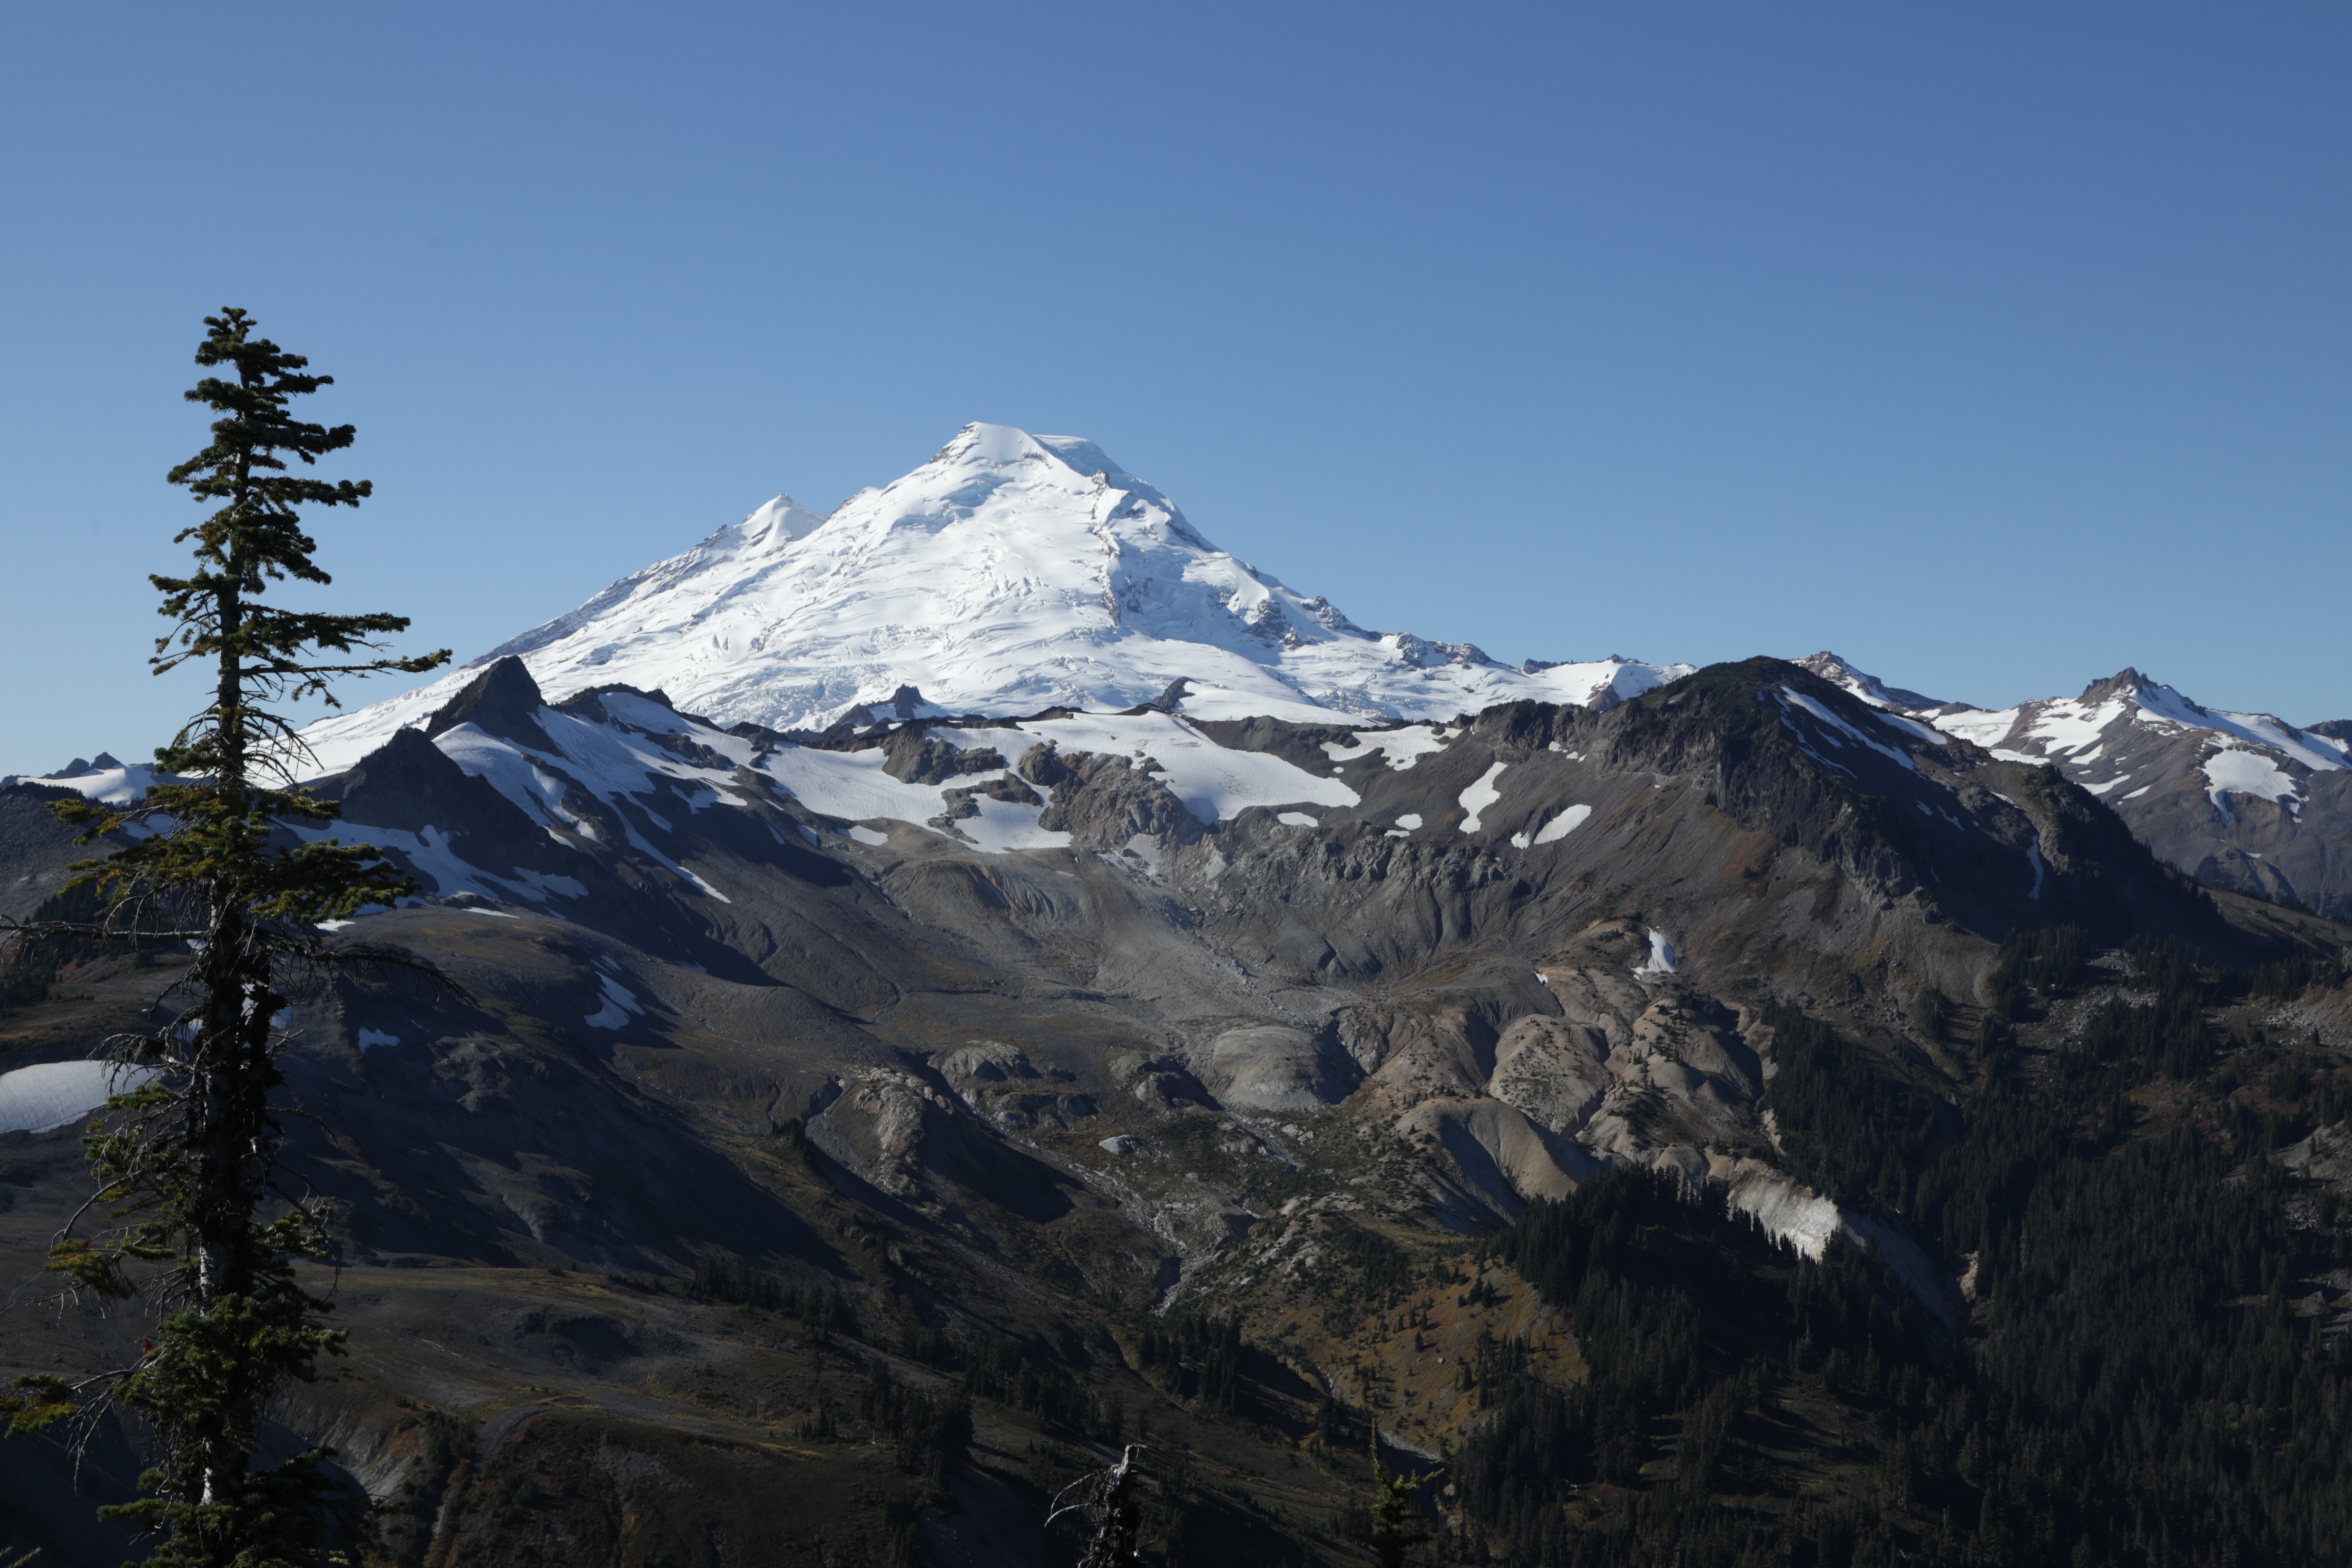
1453 937 2352 1567
0 882 113 1010
0 309 448 1567
1362 1439 1438 1568
1759 1002 1943 1209
1134 1312 1244 1412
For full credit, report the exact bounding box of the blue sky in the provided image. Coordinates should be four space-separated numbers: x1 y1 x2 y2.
2 2 2345 773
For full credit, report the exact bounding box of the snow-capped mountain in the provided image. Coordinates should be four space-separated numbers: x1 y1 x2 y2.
1797 652 2352 917
299 425 1689 775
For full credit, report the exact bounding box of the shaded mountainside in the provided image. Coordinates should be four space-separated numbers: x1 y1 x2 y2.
3 657 2348 1567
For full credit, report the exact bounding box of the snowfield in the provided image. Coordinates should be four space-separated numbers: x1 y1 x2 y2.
296 424 1690 772
0 1060 159 1135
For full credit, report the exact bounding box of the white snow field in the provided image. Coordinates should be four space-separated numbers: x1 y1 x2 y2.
0 1060 159 1134
2203 748 2301 818
298 424 1690 772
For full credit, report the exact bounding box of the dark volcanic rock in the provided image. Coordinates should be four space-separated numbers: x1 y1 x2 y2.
1035 753 1203 852
0 782 93 920
881 727 1005 785
424 655 556 752
325 727 574 879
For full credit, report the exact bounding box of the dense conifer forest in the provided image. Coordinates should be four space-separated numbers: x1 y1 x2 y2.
1449 931 2352 1567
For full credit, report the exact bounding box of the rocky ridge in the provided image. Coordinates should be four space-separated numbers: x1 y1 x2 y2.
1798 651 2352 919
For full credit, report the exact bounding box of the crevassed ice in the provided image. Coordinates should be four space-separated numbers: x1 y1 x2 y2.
295 423 1692 769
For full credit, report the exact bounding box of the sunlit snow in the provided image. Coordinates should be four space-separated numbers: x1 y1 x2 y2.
1633 929 1678 977
1457 761 1508 833
299 424 1690 770
1322 726 1450 771
1533 804 1592 844
2203 748 2301 819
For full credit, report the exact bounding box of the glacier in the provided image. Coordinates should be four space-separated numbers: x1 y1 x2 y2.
298 424 1690 773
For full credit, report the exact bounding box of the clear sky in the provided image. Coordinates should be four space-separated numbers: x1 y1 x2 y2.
2 2 2345 775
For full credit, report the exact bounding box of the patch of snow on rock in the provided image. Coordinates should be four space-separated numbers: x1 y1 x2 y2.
1533 803 1592 844
2203 747 2301 819
1457 761 1508 833
1322 725 1451 770
585 975 644 1030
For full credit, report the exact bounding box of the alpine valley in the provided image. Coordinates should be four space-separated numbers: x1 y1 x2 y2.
4 426 2349 1568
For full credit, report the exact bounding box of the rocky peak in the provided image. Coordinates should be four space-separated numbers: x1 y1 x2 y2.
424 655 555 752
1792 651 1950 715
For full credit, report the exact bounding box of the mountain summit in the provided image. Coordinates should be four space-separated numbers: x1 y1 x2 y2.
1801 650 2352 917
300 424 1688 772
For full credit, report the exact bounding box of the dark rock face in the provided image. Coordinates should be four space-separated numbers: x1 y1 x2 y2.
1034 753 1203 854
936 773 1042 826
425 655 556 752
882 727 1004 785
329 727 547 851
0 783 93 920
1809 654 2352 920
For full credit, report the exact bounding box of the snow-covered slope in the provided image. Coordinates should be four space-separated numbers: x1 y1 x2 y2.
1799 652 2352 917
299 425 1689 773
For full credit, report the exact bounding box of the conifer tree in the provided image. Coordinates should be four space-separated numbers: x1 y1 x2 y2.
1364 1437 1439 1568
2 308 449 1566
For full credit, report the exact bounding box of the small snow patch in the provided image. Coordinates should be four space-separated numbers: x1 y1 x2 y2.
1322 726 1449 770
356 1028 400 1052
845 825 891 847
1276 812 1318 828
2202 748 2300 821
1533 803 1592 844
1457 761 1508 833
585 975 644 1030
1633 929 1677 977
